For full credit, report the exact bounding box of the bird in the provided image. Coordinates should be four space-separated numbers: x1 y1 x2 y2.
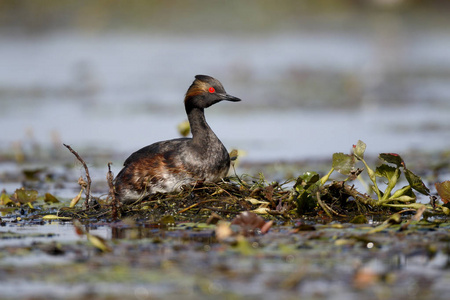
114 75 241 203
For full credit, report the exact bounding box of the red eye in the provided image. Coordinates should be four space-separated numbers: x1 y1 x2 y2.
208 87 215 93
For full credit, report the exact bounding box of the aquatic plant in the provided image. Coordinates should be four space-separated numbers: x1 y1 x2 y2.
294 140 449 218
1 141 449 223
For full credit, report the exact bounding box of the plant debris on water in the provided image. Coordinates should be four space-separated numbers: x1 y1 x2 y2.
1 140 450 299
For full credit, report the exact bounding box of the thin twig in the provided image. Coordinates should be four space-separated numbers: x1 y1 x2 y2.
316 191 347 218
107 162 120 220
202 207 241 214
230 163 248 188
178 199 231 214
400 205 426 231
316 191 332 219
63 143 91 210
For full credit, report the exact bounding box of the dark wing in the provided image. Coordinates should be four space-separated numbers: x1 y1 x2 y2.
123 138 190 166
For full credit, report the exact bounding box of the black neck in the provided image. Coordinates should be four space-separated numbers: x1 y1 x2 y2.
186 107 217 145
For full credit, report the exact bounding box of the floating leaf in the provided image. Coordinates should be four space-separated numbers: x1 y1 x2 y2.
353 140 366 159
42 215 72 220
404 168 430 196
435 181 450 204
368 213 401 234
23 168 45 181
44 193 59 203
260 220 273 234
350 215 368 224
73 220 85 236
14 188 38 204
159 215 176 227
86 233 112 252
0 192 13 206
293 223 316 231
0 207 17 213
69 189 83 208
231 211 269 234
332 153 355 175
215 221 233 241
73 220 111 252
379 153 404 168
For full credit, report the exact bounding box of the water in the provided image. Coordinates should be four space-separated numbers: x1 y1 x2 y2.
0 31 449 183
1 221 449 299
1 32 450 168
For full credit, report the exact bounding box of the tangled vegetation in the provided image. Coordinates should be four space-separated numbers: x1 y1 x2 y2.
1 141 449 226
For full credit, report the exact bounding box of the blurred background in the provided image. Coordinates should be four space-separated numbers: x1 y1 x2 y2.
1 0 449 173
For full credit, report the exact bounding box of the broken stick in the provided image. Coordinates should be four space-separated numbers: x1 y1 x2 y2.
63 143 91 209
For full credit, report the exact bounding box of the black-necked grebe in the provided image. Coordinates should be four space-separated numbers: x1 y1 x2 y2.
114 75 241 203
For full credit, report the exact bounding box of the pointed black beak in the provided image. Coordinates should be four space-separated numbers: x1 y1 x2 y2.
220 93 241 102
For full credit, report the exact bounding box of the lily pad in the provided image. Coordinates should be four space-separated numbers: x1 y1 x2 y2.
14 188 38 204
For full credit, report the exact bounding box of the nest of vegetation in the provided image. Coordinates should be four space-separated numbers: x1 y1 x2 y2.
51 141 449 223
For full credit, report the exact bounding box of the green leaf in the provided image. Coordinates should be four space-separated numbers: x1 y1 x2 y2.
23 168 45 181
294 172 320 215
159 215 176 227
302 171 320 185
14 189 38 204
435 181 450 204
296 190 317 214
332 153 355 175
294 171 320 192
353 140 366 159
375 164 398 180
379 153 405 168
44 193 59 203
0 192 13 206
404 168 430 196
